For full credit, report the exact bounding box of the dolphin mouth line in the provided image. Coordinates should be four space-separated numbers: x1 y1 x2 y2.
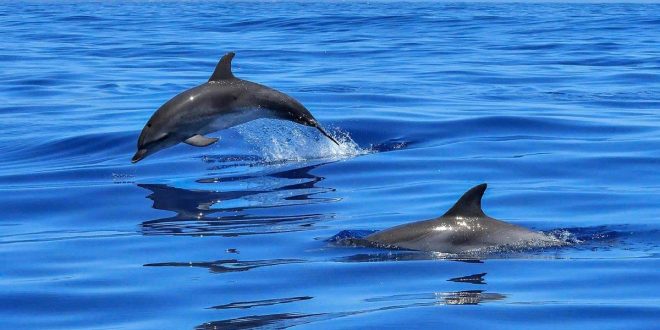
132 149 147 163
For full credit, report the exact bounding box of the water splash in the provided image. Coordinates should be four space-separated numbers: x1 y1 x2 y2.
235 120 369 163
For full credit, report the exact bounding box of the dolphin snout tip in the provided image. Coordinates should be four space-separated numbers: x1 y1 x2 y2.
131 149 147 163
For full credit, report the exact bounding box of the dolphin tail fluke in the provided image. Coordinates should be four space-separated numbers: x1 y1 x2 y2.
315 126 340 145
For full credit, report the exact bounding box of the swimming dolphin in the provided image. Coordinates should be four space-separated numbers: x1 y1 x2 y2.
365 183 563 254
132 52 339 163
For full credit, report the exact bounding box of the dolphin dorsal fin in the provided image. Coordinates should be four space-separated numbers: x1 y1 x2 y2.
209 52 235 81
442 183 488 218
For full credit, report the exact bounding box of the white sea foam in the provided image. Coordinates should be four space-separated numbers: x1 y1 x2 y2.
235 120 369 163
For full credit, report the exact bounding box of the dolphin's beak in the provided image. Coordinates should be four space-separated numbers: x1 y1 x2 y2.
131 149 147 163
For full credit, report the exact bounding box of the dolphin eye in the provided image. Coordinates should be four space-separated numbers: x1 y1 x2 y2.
147 123 152 128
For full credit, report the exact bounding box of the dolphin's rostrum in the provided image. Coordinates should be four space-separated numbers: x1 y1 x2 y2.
365 183 563 253
132 52 339 163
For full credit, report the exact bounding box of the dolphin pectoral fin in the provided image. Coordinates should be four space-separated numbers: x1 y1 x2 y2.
315 126 340 146
184 134 219 147
209 52 235 81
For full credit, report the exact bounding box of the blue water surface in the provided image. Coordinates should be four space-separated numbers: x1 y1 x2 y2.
1 1 659 329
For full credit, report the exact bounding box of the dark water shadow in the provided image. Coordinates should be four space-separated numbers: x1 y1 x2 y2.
448 272 487 285
138 162 338 237
144 258 303 274
196 313 327 330
197 291 505 329
209 296 313 310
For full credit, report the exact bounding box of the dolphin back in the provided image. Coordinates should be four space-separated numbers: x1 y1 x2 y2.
365 184 561 253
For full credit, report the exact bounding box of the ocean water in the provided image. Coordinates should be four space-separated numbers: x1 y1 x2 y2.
1 1 659 329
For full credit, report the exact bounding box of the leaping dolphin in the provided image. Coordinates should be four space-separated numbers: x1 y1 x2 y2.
132 52 339 163
365 184 563 254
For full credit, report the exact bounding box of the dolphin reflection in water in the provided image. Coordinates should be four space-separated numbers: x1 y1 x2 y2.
193 272 504 330
137 162 335 237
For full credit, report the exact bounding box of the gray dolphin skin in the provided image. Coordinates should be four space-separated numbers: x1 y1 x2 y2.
365 183 562 254
132 52 339 163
